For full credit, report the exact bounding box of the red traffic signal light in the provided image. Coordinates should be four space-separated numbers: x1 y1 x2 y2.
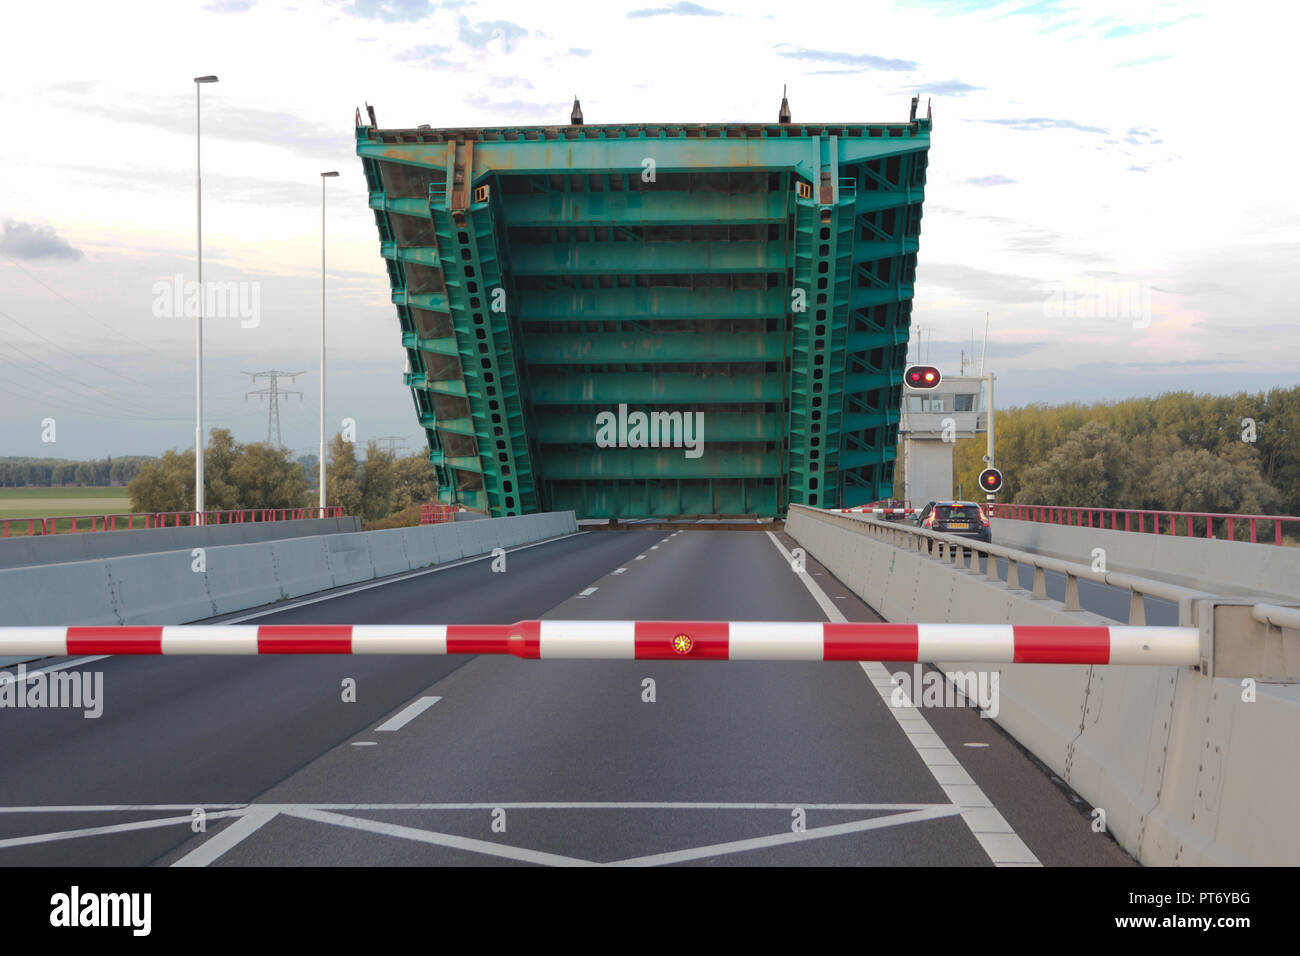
978 468 1004 494
904 365 941 389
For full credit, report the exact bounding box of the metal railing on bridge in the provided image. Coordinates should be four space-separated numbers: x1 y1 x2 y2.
419 503 457 525
0 507 345 538
991 503 1300 546
805 504 1209 628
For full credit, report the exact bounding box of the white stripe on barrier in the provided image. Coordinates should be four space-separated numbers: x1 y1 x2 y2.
0 628 66 658
161 626 259 655
918 624 1014 663
352 625 447 655
728 621 824 660
539 620 635 659
1107 626 1200 666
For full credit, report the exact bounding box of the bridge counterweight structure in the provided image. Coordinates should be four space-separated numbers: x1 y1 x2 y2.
357 111 931 518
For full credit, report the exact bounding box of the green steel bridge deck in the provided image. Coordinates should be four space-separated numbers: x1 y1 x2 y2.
356 109 930 518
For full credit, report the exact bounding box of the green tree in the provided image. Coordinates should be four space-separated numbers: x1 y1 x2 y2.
227 442 311 510
1146 444 1281 515
391 453 439 511
326 434 362 517
204 428 243 510
357 442 397 520
127 450 194 512
1014 421 1134 507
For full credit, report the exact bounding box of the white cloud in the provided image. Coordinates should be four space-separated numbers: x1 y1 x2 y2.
0 0 1295 457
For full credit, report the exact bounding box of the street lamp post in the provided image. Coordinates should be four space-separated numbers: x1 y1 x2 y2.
194 75 218 522
320 171 339 514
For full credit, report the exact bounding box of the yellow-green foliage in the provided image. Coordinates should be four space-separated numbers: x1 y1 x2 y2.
953 388 1300 515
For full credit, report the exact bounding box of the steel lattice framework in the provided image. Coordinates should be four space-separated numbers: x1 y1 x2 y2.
356 110 931 517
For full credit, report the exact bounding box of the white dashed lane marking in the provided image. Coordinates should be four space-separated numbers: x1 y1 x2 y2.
375 696 442 732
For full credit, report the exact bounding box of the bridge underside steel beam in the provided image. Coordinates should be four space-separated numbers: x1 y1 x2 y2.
357 112 930 517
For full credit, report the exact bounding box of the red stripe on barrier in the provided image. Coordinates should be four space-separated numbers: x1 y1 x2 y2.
635 621 729 659
509 621 541 659
257 625 353 654
446 624 513 655
823 622 918 661
66 626 163 655
1013 625 1110 664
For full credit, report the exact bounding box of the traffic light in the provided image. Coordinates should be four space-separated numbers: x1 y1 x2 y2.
978 467 1004 494
904 365 941 389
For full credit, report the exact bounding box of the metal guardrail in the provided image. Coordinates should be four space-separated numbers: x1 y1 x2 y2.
791 504 1211 626
1252 604 1300 630
992 503 1300 546
1 507 345 538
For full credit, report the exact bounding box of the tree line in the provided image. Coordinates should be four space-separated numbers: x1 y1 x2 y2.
127 429 439 522
0 457 153 487
952 387 1300 516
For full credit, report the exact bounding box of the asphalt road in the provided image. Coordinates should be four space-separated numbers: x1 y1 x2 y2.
0 528 1134 867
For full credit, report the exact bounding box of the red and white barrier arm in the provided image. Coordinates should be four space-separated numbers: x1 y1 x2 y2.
0 623 1199 666
836 508 917 515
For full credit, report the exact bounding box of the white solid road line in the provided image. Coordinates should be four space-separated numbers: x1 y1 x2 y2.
609 806 963 867
763 530 1041 867
172 807 281 867
0 655 108 683
375 696 442 732
285 806 591 867
219 532 587 624
0 801 946 813
0 809 246 850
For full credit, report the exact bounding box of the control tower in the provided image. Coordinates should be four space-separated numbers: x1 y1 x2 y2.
899 373 987 505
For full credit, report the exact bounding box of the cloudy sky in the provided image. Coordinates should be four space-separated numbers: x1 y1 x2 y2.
1 0 1295 460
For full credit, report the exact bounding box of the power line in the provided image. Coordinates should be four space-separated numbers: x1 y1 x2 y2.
0 251 182 365
372 435 411 455
243 369 304 447
0 340 187 421
0 306 188 400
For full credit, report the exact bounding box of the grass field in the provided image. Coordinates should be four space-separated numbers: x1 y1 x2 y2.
0 487 134 531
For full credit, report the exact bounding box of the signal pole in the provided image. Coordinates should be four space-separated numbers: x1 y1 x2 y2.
243 370 305 446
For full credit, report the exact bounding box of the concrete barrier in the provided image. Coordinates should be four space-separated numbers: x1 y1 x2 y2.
110 551 217 625
0 511 578 646
0 517 362 570
786 505 1300 866
993 517 1300 601
268 537 336 598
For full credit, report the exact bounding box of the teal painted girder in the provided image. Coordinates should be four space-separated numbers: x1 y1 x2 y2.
509 241 789 276
501 191 788 226
357 115 930 517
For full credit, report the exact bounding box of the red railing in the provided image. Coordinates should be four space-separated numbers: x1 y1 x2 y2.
1 507 344 538
991 503 1300 546
419 503 457 525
